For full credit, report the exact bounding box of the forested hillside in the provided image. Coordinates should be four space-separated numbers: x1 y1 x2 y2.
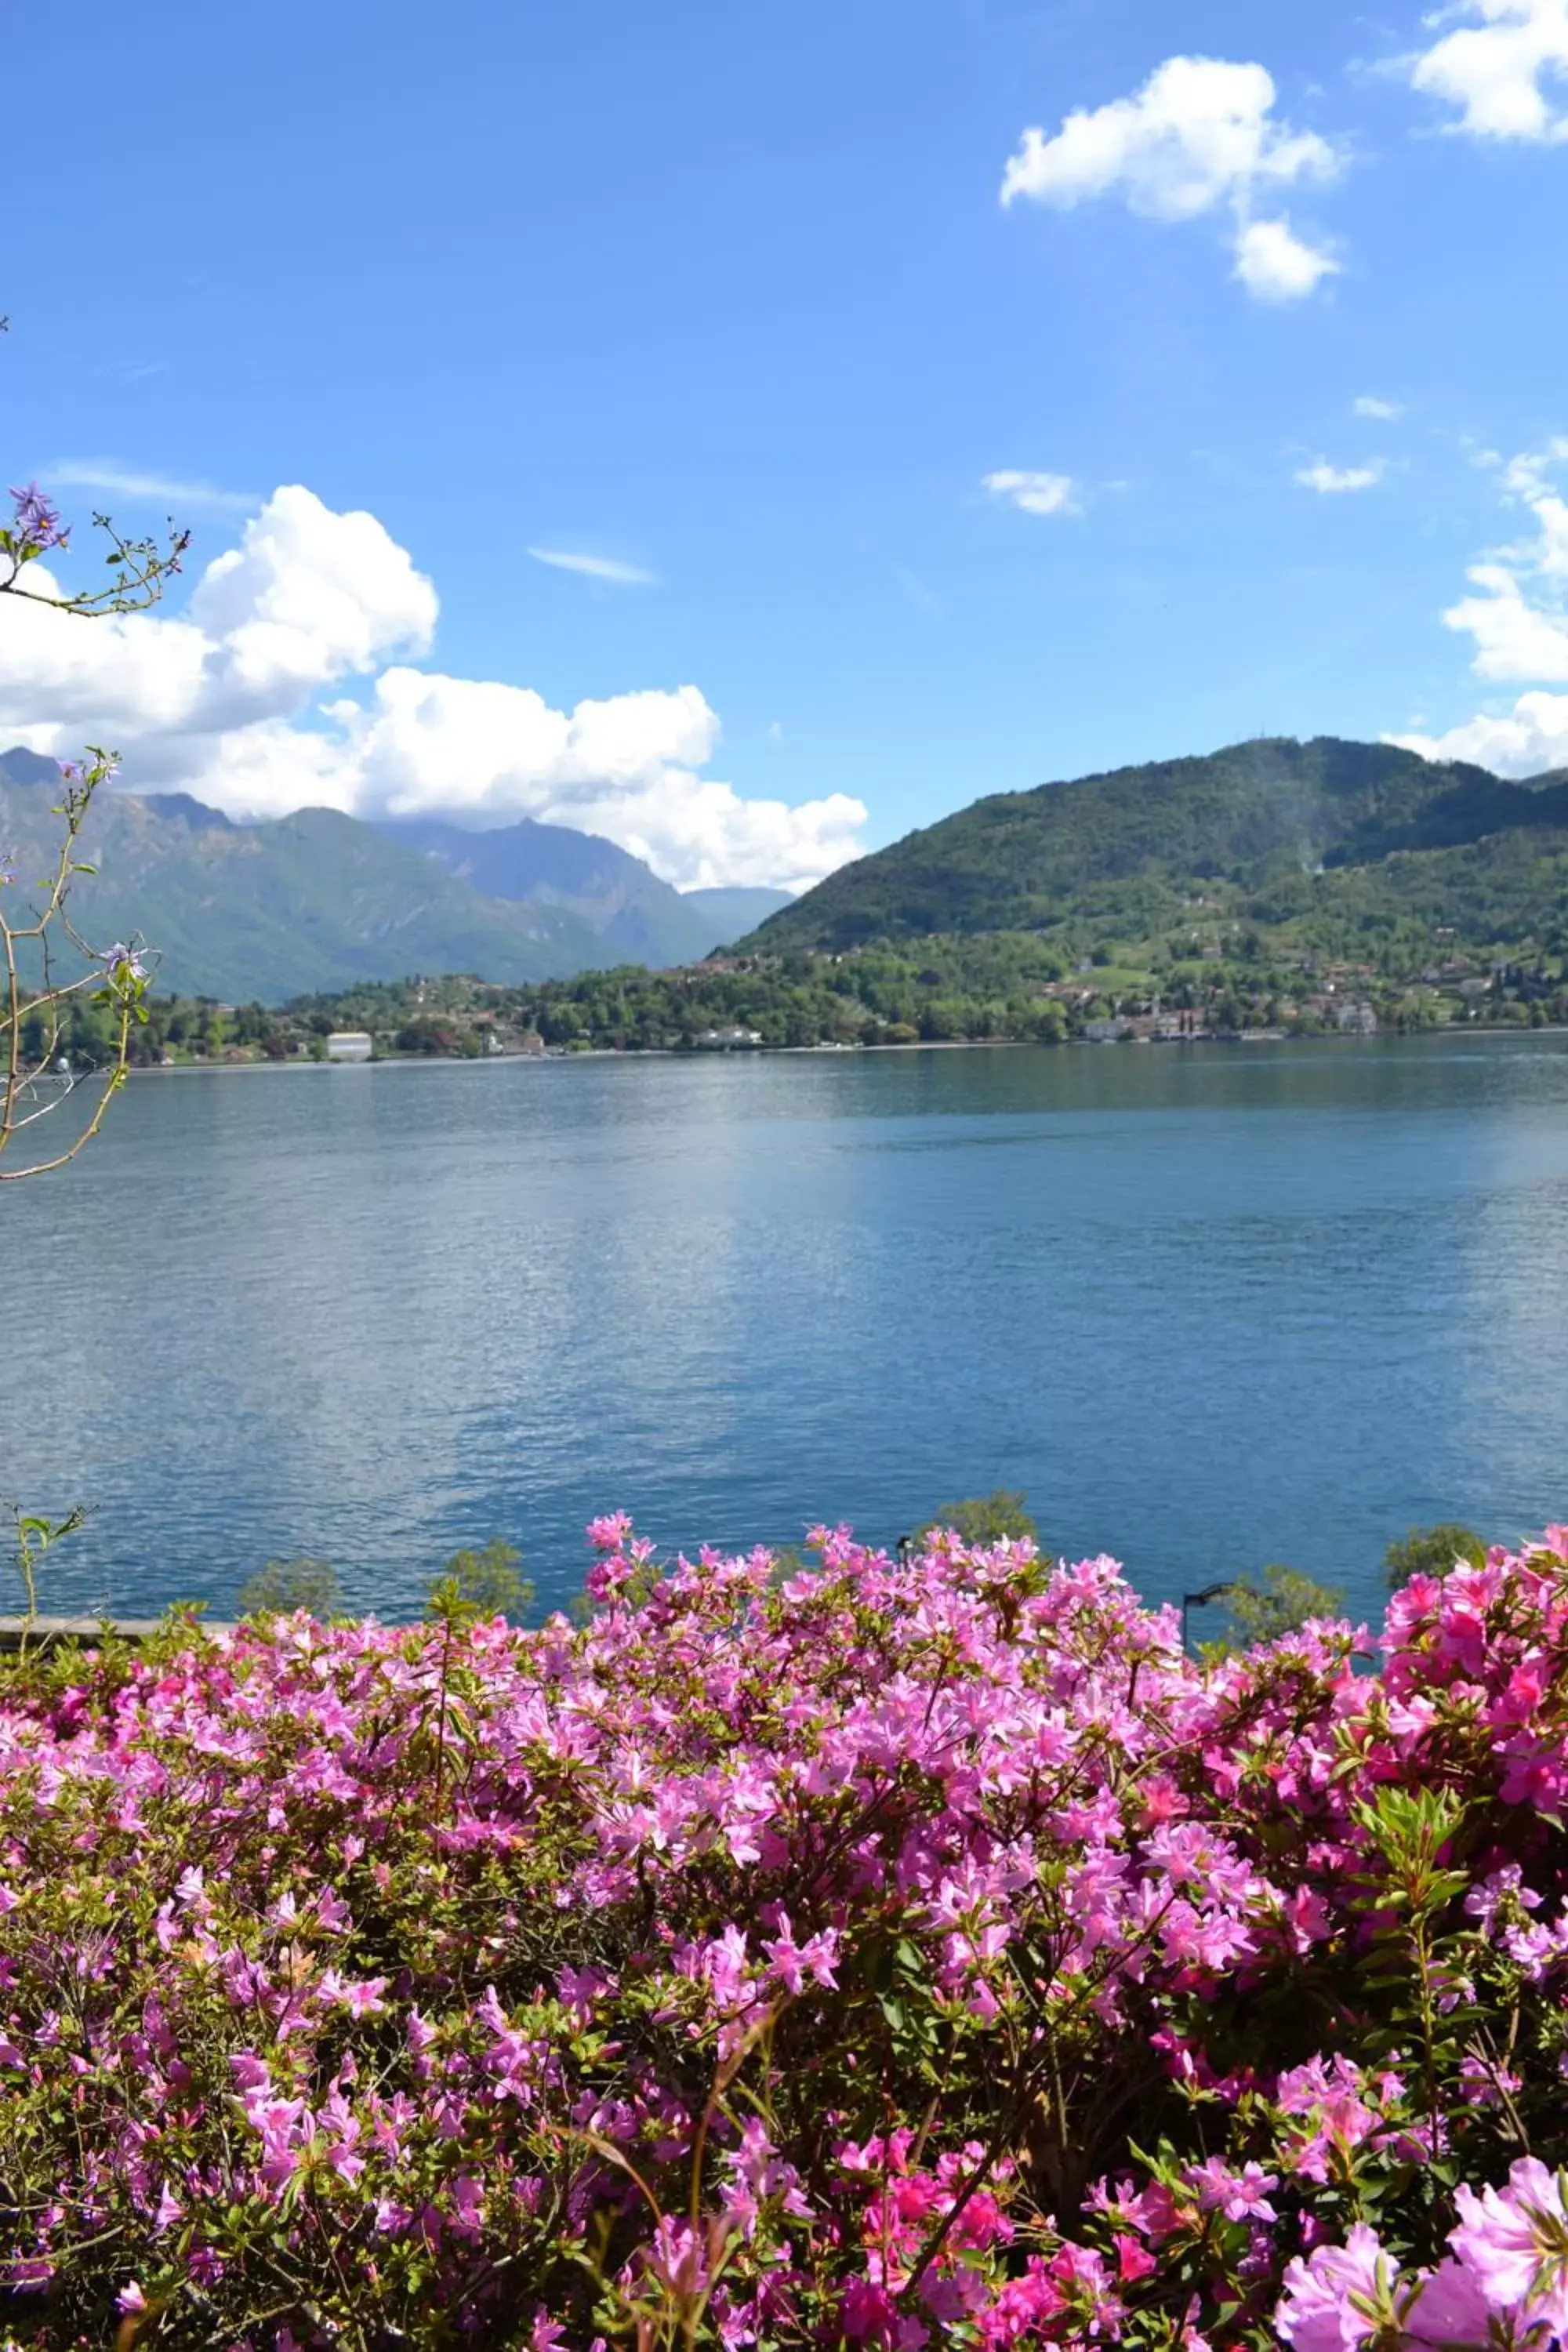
746 736 1568 953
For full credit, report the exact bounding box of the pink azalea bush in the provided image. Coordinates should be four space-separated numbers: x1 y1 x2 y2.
2 1520 1568 2347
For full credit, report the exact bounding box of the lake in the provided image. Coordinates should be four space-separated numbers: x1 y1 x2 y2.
6 1033 1568 1630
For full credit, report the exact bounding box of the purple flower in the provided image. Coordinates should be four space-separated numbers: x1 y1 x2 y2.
1450 2158 1568 2334
6 481 67 558
103 942 147 986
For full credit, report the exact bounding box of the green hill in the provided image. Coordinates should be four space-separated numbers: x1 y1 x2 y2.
746 736 1568 956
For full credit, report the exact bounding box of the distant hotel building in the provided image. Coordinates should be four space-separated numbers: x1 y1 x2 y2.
325 1032 373 1062
694 1025 764 1050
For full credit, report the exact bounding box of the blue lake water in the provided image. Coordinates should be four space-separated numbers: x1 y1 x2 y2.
6 1033 1568 1628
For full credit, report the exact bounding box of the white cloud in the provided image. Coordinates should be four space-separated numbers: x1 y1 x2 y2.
1000 56 1335 217
1294 458 1387 492
1392 689 1568 772
1388 434 1568 777
48 460 260 514
1000 55 1342 299
1232 216 1340 299
1412 0 1568 140
527 546 657 586
0 486 863 891
1443 563 1568 676
1428 441 1568 679
190 486 438 714
982 469 1079 516
1353 395 1403 420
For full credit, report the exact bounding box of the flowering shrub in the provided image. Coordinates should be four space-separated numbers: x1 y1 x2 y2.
2 1523 1568 2348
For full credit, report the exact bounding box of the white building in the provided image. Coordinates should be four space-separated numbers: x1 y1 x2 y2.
325 1032 373 1062
694 1025 764 1050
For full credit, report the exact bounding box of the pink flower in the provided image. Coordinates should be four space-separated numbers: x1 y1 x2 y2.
1403 2259 1494 2350
762 1912 840 1994
1450 2158 1568 2332
644 2217 711 2301
1183 2155 1278 2223
1276 2224 1402 2350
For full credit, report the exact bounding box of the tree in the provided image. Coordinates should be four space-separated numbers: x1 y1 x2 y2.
917 1490 1040 1550
1203 1564 1345 1657
425 1538 532 1628
236 1557 343 1621
1 452 187 1179
1384 1523 1486 1588
0 411 188 1623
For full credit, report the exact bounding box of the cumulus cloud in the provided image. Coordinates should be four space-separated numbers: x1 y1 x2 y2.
526 546 658 586
48 460 260 514
1232 216 1340 299
0 487 866 891
190 486 439 714
1353 395 1403 420
982 469 1079 516
1428 441 1568 678
1412 0 1568 140
1000 54 1341 300
1295 458 1386 492
1388 436 1568 777
1394 689 1568 773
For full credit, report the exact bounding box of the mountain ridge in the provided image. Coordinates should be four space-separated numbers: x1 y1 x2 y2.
0 752 790 1000
742 735 1568 953
372 814 789 967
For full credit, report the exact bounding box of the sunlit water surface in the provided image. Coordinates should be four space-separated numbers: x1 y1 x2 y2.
8 1034 1568 1628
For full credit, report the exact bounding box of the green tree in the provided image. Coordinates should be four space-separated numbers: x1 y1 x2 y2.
918 1490 1040 1549
1203 1564 1345 1657
236 1557 343 1620
425 1538 532 1628
1384 1523 1486 1588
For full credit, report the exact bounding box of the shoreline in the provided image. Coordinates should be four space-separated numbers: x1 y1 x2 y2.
124 1024 1568 1076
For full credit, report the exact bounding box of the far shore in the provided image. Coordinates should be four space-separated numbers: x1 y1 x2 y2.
123 1024 1568 1076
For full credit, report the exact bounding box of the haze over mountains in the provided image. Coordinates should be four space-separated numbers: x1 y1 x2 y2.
377 814 789 972
0 750 790 1001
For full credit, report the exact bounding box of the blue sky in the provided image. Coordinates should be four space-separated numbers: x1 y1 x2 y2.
5 0 1568 886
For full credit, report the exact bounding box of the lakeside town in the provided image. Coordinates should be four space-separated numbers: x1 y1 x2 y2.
74 932 1568 1070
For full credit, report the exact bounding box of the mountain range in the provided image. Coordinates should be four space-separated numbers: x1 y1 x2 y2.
14 731 1568 1007
742 735 1568 958
0 750 790 1001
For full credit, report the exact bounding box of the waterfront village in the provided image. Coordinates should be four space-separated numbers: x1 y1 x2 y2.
86 931 1568 1069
